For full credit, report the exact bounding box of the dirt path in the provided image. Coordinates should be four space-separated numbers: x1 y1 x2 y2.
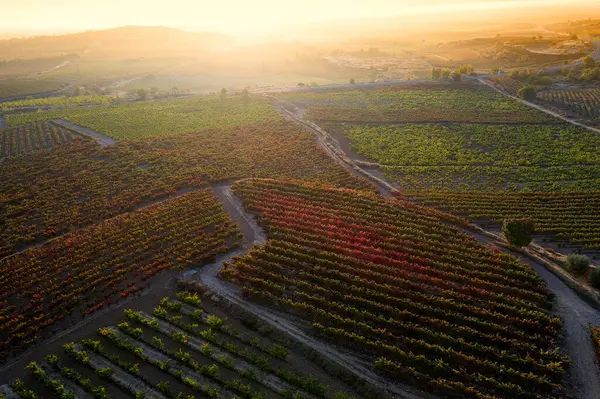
51 118 117 147
187 184 431 399
270 95 600 399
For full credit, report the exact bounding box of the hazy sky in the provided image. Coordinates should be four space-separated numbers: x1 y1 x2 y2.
1 0 597 34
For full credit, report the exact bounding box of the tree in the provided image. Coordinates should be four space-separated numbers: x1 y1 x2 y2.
349 78 356 84
583 55 596 69
431 68 440 79
136 88 148 101
450 71 462 82
518 86 537 101
220 88 227 100
455 64 474 76
502 219 535 247
567 254 590 275
440 68 451 79
241 88 249 101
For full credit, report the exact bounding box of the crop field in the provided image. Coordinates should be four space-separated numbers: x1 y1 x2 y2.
0 120 370 259
0 121 88 159
2 291 358 399
0 79 65 99
488 76 537 96
0 190 243 359
538 88 600 118
284 82 600 249
278 82 556 123
6 96 282 140
408 191 600 249
328 122 600 191
221 179 567 399
0 95 115 111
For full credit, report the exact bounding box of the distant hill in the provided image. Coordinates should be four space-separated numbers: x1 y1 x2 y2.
0 26 233 60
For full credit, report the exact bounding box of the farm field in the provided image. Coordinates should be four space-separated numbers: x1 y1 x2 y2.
282 81 600 250
0 190 243 360
0 79 65 99
328 122 600 191
0 121 89 159
221 178 567 399
278 82 557 124
2 291 359 399
0 95 116 111
5 95 281 140
0 120 370 259
408 191 600 249
538 88 600 119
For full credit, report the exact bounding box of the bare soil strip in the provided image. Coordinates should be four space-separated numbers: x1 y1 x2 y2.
51 118 117 147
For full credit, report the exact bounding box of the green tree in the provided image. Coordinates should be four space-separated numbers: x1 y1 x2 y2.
136 88 148 101
583 55 596 69
440 68 451 79
349 78 356 84
220 88 228 100
450 71 462 82
518 86 537 101
502 219 535 247
567 254 590 275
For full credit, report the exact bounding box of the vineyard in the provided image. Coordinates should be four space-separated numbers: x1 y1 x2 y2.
0 79 65 99
0 121 88 159
538 88 600 118
1 291 356 399
0 95 115 110
0 190 243 359
5 95 282 140
220 179 567 399
326 122 600 191
0 120 370 259
406 190 600 248
278 82 556 124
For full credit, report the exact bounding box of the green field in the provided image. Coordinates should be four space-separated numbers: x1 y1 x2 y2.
330 122 600 191
0 95 115 110
6 95 281 139
279 82 556 123
0 79 65 99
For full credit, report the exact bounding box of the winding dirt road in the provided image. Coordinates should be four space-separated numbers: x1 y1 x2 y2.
187 183 431 399
52 118 117 147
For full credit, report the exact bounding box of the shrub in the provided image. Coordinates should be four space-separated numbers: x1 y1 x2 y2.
567 254 590 275
590 268 600 289
518 86 537 101
502 219 535 247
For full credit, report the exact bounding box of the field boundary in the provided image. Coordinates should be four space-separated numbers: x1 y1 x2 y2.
51 118 117 147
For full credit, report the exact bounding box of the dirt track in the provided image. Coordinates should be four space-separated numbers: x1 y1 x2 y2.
187 183 431 399
52 118 117 147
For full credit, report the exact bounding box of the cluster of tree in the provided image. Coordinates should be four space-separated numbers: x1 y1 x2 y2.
509 69 553 86
431 67 451 79
132 86 190 101
559 57 600 82
432 65 475 82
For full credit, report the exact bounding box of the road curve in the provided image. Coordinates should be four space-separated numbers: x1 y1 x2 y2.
187 183 431 399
